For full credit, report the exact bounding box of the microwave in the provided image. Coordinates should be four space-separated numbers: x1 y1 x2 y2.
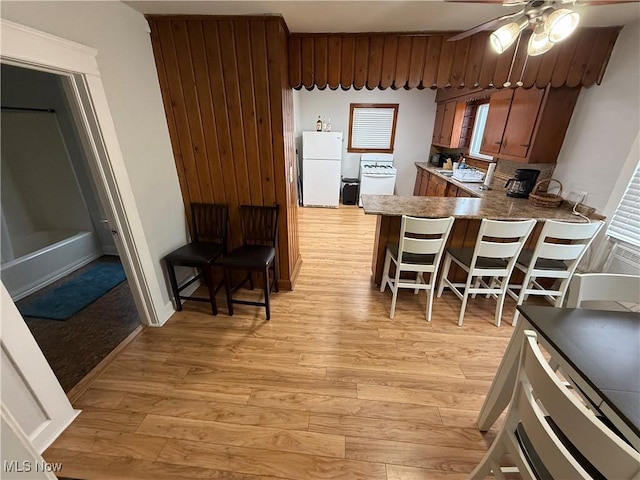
430 153 444 167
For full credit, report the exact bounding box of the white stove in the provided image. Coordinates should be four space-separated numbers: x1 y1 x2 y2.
361 163 398 176
359 153 397 207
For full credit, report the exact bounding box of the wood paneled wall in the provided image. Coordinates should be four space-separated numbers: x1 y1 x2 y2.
148 15 301 289
289 27 620 90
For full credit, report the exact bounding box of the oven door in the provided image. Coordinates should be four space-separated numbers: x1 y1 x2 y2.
359 173 397 207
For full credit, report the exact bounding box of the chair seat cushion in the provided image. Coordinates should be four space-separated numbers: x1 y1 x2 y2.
517 250 569 271
165 242 224 264
448 247 508 269
219 245 276 269
387 244 435 265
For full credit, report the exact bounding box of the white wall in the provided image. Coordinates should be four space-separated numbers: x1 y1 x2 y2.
554 21 640 213
1 1 187 309
297 88 436 196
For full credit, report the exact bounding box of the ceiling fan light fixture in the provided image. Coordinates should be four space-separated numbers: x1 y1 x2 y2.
527 24 554 56
546 8 580 43
490 17 529 54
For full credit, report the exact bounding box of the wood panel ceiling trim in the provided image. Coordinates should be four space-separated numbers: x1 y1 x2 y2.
289 27 622 90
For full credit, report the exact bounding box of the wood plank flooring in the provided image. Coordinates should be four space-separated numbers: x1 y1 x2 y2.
46 206 520 480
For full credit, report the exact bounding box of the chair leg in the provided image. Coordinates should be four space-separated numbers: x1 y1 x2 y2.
223 268 234 316
273 258 279 293
380 250 391 293
471 277 481 299
495 286 507 327
389 260 402 319
166 261 182 311
263 266 271 321
437 254 452 297
426 286 435 322
248 270 254 290
512 275 532 327
203 265 218 316
414 273 423 295
458 276 473 327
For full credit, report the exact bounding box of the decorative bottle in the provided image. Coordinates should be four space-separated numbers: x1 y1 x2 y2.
322 117 327 132
326 118 332 132
316 116 322 132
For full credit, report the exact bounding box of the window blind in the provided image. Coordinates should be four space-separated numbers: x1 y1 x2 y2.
351 107 395 150
607 162 640 247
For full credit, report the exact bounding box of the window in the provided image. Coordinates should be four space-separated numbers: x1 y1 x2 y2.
468 103 493 161
607 162 640 248
348 103 398 153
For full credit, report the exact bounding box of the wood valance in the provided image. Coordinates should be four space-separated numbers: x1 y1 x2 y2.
288 27 621 90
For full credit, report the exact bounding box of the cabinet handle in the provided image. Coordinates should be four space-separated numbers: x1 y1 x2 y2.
520 143 530 147
494 141 502 145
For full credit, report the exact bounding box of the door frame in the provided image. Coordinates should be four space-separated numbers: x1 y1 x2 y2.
1 19 164 326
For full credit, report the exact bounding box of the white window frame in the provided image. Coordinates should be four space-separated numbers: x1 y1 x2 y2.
468 103 493 161
348 103 398 153
606 161 640 248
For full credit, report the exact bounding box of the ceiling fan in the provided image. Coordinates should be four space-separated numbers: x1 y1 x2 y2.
446 0 637 56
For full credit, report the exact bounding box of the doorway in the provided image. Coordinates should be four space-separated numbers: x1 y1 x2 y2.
0 64 141 392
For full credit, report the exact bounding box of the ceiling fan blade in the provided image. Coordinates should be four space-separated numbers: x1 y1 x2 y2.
572 0 640 4
447 10 524 41
444 0 528 4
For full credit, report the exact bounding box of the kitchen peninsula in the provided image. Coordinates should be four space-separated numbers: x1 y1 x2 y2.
363 162 602 285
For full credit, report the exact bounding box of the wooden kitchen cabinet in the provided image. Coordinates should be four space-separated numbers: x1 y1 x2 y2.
432 103 445 145
480 86 580 164
414 167 450 197
432 100 466 148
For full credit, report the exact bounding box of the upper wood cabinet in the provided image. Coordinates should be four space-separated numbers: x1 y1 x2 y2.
432 100 466 148
480 86 581 164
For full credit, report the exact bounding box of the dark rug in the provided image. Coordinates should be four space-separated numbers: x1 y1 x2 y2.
18 263 126 320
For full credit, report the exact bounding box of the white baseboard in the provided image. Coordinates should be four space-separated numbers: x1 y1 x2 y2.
155 277 201 327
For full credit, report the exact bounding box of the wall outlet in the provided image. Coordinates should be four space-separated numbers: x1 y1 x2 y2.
578 191 588 203
567 190 588 204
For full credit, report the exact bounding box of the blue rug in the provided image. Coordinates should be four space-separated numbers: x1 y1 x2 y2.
19 263 126 320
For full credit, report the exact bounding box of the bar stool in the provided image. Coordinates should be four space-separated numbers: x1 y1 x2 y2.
219 205 279 320
509 220 604 326
380 215 454 321
437 218 536 327
164 203 228 315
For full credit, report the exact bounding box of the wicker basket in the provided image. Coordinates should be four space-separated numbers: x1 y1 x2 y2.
528 178 563 208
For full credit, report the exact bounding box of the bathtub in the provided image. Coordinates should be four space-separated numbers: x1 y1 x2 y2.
1 230 101 301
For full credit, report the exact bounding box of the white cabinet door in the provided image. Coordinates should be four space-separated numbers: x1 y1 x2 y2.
1 283 79 453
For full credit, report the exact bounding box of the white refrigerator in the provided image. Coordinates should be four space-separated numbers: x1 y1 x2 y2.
302 131 343 208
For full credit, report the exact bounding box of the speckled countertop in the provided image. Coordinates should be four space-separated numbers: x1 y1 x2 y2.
362 162 596 222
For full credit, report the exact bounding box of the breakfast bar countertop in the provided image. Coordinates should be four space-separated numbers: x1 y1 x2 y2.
362 163 600 222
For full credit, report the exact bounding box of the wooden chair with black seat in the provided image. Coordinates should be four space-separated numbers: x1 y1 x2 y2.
566 272 640 310
379 215 454 322
508 220 604 326
219 205 279 320
437 218 536 327
470 330 640 480
163 203 228 315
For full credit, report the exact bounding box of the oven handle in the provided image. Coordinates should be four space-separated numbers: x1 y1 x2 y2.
362 173 396 178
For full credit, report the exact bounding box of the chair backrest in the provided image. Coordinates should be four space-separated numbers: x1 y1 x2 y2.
191 203 228 249
471 219 536 272
566 273 640 308
398 215 454 263
529 220 604 273
505 331 640 479
239 205 279 247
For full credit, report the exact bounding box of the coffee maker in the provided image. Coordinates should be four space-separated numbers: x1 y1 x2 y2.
504 169 540 198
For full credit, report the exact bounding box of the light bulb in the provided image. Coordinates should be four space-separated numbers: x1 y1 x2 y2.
527 24 554 56
546 9 580 43
490 17 529 54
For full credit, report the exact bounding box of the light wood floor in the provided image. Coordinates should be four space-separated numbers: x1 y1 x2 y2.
46 206 519 480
